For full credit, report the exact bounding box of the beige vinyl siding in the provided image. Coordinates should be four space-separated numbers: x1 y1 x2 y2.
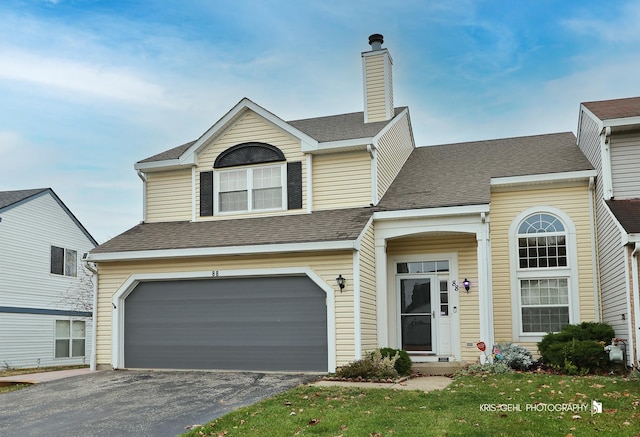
386 233 479 362
375 113 413 201
358 222 377 354
490 184 597 355
611 133 640 199
95 251 355 368
312 151 372 210
364 54 388 122
195 111 307 219
145 169 192 222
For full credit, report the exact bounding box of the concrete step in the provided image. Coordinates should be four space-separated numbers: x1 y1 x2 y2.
412 362 464 376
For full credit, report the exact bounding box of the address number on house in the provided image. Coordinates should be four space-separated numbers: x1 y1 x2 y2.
211 270 221 277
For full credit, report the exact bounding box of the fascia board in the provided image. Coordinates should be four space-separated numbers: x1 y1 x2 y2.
603 116 640 128
373 204 490 221
309 138 372 154
87 240 356 262
134 160 189 171
580 105 605 130
179 98 319 163
490 170 597 188
372 107 409 143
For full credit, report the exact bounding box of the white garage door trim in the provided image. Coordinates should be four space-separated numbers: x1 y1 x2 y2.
111 267 336 372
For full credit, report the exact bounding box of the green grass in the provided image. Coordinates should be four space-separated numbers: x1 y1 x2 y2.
182 373 640 437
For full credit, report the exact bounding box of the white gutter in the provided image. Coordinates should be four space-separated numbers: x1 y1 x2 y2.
136 170 147 223
86 239 359 262
632 243 640 366
588 176 600 322
83 258 98 371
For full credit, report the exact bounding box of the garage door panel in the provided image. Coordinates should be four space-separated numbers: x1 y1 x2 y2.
124 276 328 371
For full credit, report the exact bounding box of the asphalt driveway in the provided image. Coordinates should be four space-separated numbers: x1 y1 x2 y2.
0 370 316 437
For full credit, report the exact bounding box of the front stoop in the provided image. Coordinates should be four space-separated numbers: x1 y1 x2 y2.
412 362 464 376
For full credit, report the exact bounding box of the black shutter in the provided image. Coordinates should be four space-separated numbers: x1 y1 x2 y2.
287 161 303 210
200 171 214 216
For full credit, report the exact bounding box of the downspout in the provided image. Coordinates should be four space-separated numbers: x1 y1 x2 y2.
136 170 147 223
367 144 378 206
84 259 98 371
588 176 601 322
631 243 640 367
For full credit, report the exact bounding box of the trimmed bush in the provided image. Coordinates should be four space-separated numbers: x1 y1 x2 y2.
379 348 412 376
494 342 535 370
537 322 615 374
335 349 399 380
458 362 513 376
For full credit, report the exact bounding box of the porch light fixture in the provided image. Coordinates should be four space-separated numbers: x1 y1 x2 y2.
463 278 471 293
336 274 346 292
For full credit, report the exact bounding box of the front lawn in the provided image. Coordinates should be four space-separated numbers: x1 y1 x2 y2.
182 372 640 436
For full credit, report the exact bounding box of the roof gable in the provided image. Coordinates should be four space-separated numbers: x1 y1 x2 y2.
136 102 409 170
0 188 98 246
135 98 318 171
0 188 48 210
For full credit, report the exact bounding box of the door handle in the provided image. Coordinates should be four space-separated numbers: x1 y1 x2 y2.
432 310 435 319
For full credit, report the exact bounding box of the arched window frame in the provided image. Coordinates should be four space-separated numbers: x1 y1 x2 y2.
212 143 288 215
508 207 580 342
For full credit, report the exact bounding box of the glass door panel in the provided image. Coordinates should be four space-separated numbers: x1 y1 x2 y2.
400 278 433 352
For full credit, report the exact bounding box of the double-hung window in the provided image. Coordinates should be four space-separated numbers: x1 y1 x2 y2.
515 213 571 335
55 320 86 358
217 164 284 213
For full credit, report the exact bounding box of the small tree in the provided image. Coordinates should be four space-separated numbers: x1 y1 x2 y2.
56 264 94 313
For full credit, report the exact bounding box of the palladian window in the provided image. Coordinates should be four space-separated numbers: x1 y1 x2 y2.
516 213 571 334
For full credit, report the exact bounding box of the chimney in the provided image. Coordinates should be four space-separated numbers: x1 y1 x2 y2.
362 33 394 123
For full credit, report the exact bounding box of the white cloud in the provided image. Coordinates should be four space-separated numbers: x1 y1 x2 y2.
0 49 171 106
563 1 640 43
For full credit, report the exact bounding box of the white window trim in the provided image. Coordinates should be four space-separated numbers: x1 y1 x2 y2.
213 163 287 215
50 245 78 278
509 207 580 342
54 319 86 359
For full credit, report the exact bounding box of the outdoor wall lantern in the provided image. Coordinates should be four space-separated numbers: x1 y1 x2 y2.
336 274 346 292
463 278 471 293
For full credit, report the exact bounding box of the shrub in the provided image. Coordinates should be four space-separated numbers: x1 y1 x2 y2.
538 322 615 374
379 348 412 376
458 362 513 376
494 342 535 371
335 349 399 380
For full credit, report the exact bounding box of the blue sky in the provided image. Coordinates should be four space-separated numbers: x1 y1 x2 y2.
1 0 639 242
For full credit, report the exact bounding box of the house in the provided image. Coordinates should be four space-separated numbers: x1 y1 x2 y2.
577 97 640 366
87 34 614 373
0 188 97 369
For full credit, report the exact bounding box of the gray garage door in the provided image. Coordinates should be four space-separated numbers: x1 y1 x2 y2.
124 276 328 371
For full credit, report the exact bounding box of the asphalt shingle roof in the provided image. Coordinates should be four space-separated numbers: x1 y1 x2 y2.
0 188 48 210
92 207 374 254
606 199 640 234
583 96 640 120
137 108 407 164
288 107 406 143
378 132 594 211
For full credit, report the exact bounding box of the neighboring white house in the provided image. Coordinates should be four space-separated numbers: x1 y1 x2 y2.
0 188 97 369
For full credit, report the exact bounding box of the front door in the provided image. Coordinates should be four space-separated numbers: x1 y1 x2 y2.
399 277 435 352
396 260 452 356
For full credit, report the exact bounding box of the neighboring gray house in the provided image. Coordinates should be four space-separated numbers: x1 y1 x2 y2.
0 188 97 368
577 96 640 365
